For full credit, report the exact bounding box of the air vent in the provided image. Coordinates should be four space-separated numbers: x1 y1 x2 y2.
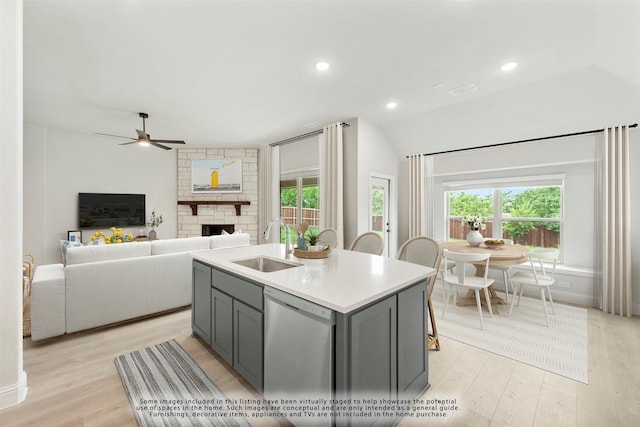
448 83 478 97
304 121 322 129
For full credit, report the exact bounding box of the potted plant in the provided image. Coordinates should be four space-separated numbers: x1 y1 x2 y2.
306 229 319 251
147 209 164 240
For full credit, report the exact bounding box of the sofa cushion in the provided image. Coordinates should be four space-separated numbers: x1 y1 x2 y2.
65 253 192 334
150 237 210 255
210 232 250 249
65 241 152 265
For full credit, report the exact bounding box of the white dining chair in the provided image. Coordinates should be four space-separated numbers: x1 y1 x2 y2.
348 232 384 256
507 249 558 327
441 250 494 331
484 238 518 301
316 228 338 249
397 236 442 350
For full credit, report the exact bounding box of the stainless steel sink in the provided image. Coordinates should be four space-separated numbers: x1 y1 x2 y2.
232 256 302 273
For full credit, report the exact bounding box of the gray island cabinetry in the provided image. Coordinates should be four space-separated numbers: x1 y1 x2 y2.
192 259 264 392
191 244 435 426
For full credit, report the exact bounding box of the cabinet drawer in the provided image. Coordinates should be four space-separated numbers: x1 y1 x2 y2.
211 267 263 311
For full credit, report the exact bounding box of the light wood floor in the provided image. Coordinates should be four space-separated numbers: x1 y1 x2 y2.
1 304 639 427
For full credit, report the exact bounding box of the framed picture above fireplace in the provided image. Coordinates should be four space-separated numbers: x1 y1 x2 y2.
192 159 243 193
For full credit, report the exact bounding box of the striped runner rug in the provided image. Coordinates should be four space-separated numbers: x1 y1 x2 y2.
431 291 589 384
115 340 250 427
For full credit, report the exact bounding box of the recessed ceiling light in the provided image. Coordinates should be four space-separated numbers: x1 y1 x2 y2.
315 61 330 71
501 62 518 71
386 102 397 109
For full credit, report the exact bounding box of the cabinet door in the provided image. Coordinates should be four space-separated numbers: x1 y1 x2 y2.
211 288 233 365
234 300 263 392
398 281 429 398
350 295 397 398
192 261 212 344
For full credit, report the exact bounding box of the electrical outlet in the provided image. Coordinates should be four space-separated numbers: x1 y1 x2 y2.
558 281 570 288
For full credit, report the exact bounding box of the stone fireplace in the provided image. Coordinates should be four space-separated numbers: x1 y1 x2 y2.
177 147 258 244
202 224 235 236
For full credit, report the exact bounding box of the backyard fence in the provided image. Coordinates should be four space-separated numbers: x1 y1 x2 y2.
280 207 319 227
450 221 560 248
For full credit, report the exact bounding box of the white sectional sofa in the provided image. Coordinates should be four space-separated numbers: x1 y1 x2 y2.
31 233 250 341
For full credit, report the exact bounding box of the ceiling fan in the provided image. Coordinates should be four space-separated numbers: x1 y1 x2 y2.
96 112 186 150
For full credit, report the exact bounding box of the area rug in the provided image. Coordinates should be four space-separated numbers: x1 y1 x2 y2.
114 340 250 427
431 291 588 384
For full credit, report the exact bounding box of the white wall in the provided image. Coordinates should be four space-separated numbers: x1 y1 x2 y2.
356 118 400 257
23 125 178 265
0 0 27 409
342 118 401 257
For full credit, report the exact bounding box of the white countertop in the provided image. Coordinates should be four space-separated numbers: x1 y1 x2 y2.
192 244 436 314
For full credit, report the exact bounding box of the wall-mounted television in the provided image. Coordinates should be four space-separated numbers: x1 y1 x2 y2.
78 193 146 228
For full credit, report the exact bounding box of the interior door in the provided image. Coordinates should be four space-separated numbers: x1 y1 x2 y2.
370 176 390 256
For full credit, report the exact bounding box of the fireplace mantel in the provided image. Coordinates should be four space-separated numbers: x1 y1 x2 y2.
178 200 251 216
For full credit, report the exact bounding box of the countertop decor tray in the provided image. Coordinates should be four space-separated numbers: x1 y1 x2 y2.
293 248 330 259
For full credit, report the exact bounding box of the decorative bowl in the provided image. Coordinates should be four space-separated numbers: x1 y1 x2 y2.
484 239 505 249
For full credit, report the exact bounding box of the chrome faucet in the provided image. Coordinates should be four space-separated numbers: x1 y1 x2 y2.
264 218 292 256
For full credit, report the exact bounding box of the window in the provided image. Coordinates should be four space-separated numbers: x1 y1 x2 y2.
445 175 563 253
280 176 319 243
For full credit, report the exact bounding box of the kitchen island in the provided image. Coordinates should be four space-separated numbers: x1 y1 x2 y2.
191 243 436 426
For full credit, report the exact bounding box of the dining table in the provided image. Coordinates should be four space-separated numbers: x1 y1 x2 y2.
439 241 529 314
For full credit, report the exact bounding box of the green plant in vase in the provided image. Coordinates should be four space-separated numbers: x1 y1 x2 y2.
147 209 164 240
306 229 319 247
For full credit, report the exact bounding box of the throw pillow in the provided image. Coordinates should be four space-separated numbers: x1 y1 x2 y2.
59 240 83 265
85 237 105 246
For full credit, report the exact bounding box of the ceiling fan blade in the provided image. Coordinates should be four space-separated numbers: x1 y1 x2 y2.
95 132 135 141
118 141 140 146
149 139 186 144
150 142 172 150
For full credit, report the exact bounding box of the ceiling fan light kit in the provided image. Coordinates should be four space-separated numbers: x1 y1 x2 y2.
96 112 186 150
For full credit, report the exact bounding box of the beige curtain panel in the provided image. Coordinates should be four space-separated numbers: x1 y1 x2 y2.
601 125 632 317
320 123 344 249
408 154 425 238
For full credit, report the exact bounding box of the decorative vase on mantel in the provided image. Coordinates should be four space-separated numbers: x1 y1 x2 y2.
148 229 157 241
466 230 484 247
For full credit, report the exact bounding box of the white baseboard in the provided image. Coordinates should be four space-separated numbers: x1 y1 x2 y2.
0 371 27 410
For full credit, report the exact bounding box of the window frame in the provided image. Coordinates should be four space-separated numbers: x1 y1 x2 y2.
444 174 564 258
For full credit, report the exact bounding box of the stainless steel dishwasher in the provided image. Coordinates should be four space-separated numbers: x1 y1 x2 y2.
263 287 334 426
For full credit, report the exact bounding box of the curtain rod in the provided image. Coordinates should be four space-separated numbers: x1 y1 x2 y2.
406 123 638 158
269 122 350 147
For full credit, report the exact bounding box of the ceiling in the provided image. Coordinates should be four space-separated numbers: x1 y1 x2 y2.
23 0 640 154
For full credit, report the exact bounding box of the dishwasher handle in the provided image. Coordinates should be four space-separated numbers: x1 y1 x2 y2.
264 287 334 323
284 303 300 311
